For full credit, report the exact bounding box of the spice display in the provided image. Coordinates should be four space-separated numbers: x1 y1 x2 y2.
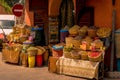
97 27 111 38
69 25 80 35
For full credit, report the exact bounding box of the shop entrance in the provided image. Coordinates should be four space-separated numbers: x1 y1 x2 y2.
29 0 48 45
77 7 94 27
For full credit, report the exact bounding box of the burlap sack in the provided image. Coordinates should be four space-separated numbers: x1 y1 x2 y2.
48 57 59 73
20 53 28 67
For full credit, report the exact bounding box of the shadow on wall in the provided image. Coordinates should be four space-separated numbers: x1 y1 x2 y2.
49 0 62 16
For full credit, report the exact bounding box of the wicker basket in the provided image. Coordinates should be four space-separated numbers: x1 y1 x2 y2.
19 36 28 43
2 43 8 49
71 50 81 59
2 48 20 63
66 37 81 49
79 51 88 60
27 50 38 56
2 49 9 62
65 37 73 47
72 39 81 49
36 46 46 55
78 30 86 37
20 53 28 67
63 51 73 59
87 29 97 38
88 53 103 62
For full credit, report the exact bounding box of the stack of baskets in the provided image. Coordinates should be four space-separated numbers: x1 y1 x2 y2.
63 48 80 59
87 28 97 38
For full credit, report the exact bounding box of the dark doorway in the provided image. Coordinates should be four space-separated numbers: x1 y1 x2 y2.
58 0 75 29
77 7 94 27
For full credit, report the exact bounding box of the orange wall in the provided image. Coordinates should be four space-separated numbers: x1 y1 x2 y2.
25 0 34 26
86 0 120 29
49 0 62 16
25 0 76 25
49 0 76 16
25 0 120 29
0 5 9 14
114 0 120 29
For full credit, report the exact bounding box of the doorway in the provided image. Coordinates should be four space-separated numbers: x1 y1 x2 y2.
77 7 94 27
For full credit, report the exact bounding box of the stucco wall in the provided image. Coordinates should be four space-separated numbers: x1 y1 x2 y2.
0 5 8 14
25 0 34 26
86 0 120 29
49 0 76 16
25 0 76 25
25 0 120 29
49 0 62 16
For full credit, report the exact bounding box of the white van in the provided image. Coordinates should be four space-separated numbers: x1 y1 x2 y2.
0 15 16 35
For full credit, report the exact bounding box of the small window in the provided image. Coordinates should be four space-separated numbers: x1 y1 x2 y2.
0 20 15 29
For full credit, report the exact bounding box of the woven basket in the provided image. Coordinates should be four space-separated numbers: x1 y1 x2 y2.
88 53 102 62
71 50 81 59
2 43 8 49
19 36 28 43
72 39 81 49
81 53 88 60
20 27 26 34
2 48 20 63
78 30 86 37
20 53 28 67
27 50 38 56
87 29 97 38
2 49 9 62
79 51 88 60
36 46 46 55
65 37 73 47
63 51 73 59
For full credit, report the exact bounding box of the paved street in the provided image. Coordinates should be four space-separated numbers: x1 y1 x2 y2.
0 52 119 80
0 52 87 80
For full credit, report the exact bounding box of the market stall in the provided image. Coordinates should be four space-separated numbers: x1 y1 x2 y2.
48 25 111 79
2 24 49 68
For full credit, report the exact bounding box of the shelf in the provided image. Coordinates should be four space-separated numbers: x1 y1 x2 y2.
49 16 59 44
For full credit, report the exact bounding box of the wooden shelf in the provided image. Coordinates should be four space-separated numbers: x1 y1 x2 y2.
49 16 59 44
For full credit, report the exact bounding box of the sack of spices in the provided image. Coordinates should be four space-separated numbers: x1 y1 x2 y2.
87 28 97 38
69 25 80 35
27 47 38 56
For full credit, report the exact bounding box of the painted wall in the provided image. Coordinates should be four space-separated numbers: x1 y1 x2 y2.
25 0 120 28
0 5 9 14
86 0 120 29
49 0 76 16
25 0 76 26
25 0 34 26
49 0 62 16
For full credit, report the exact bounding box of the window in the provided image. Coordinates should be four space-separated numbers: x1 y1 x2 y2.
0 20 15 29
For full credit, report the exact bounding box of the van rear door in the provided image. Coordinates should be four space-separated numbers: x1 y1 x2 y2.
0 15 15 35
